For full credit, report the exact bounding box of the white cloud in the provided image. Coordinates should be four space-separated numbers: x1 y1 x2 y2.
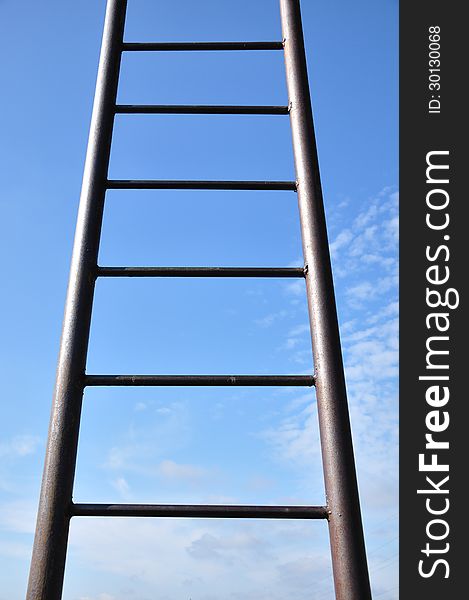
186 530 266 562
346 274 398 307
254 310 288 328
64 517 334 600
106 449 209 486
0 435 40 459
330 228 353 259
103 402 193 476
342 317 398 383
0 539 33 560
0 500 36 535
282 323 310 351
329 188 398 281
77 595 116 600
284 279 305 297
262 187 398 597
111 477 131 499
158 460 208 482
288 324 310 337
0 434 41 492
261 402 322 473
1 186 398 600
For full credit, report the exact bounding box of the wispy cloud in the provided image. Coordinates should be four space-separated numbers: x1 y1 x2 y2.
158 459 208 482
261 187 398 597
261 401 322 476
77 595 117 600
0 538 33 560
0 434 41 493
284 279 305 298
111 477 131 499
281 323 310 351
329 188 398 284
0 435 40 459
3 187 397 599
106 449 209 486
186 530 267 563
65 516 333 600
0 500 36 535
254 310 288 328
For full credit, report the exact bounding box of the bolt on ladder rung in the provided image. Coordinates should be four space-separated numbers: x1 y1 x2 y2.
84 375 315 387
71 503 328 519
97 266 305 278
115 104 290 115
106 179 297 191
122 41 284 52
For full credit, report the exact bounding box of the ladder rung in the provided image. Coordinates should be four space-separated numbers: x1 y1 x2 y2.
71 503 328 519
115 104 289 115
106 180 297 191
97 266 305 278
122 41 284 52
84 375 315 387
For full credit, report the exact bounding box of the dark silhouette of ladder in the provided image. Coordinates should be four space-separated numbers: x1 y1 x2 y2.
26 1 372 598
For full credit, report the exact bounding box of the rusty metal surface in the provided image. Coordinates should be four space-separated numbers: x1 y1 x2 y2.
280 0 372 598
27 1 371 598
115 104 290 114
122 41 284 51
84 374 315 387
105 179 297 190
72 503 328 519
26 1 128 598
96 266 305 277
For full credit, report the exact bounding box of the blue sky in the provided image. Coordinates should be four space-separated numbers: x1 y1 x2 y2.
0 1 398 599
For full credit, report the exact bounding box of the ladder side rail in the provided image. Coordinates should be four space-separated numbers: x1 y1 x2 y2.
26 1 127 598
279 1 372 598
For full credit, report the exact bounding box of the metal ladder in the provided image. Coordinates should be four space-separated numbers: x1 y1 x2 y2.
26 1 372 598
